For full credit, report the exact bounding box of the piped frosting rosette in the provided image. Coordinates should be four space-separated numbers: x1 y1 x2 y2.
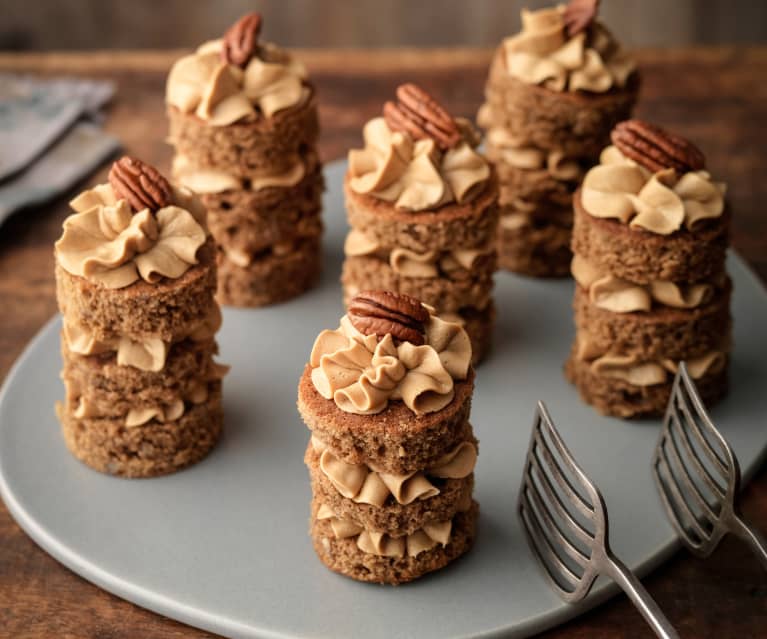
309 307 471 416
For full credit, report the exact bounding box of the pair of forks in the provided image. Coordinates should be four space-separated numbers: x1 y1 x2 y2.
518 363 767 639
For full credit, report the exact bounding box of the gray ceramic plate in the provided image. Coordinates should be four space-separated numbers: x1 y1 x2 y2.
1 160 766 639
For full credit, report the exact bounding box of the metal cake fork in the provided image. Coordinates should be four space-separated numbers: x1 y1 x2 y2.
652 362 767 570
518 401 678 639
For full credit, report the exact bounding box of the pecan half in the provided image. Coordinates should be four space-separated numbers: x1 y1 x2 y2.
563 0 600 38
221 12 262 67
108 156 172 213
383 83 461 150
348 290 430 346
611 120 706 174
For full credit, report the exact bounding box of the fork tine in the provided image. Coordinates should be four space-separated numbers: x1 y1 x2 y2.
674 366 730 478
527 454 594 546
668 410 725 501
522 481 590 567
654 451 710 544
533 428 594 519
519 496 581 589
662 423 719 521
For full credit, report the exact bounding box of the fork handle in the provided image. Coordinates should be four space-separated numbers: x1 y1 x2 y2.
604 555 679 639
731 514 767 571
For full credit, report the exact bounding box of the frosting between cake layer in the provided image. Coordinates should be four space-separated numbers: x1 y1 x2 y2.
166 39 309 125
317 502 458 558
344 229 493 280
309 310 471 416
311 436 477 507
347 117 490 212
581 145 726 234
171 153 305 194
56 183 208 290
576 337 727 387
571 255 717 313
502 7 635 93
62 305 223 372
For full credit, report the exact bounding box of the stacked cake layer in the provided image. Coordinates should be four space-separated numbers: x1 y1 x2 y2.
167 15 323 307
340 86 498 364
566 124 731 417
478 4 638 277
54 159 226 477
297 293 479 584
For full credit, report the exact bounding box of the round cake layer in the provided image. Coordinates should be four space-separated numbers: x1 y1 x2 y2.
483 48 639 159
55 239 217 343
574 284 732 360
497 218 572 277
311 499 478 585
216 236 321 307
493 158 577 212
341 253 495 314
306 442 475 537
298 365 475 475
61 338 220 417
167 92 319 177
344 172 499 253
565 354 728 419
572 190 729 284
204 163 324 255
461 303 495 366
59 390 223 477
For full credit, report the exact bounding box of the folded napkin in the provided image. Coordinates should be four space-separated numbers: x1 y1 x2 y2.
0 74 120 223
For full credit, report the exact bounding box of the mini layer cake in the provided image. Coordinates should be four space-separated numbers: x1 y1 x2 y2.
297 291 479 584
478 0 638 276
166 12 323 307
341 84 498 363
54 157 227 477
565 120 731 417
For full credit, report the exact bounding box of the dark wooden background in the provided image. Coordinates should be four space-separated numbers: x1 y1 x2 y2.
0 47 765 638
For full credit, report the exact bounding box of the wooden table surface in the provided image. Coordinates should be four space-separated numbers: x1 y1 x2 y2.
0 47 765 638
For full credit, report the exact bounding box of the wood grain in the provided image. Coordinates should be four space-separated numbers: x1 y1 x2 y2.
0 48 765 638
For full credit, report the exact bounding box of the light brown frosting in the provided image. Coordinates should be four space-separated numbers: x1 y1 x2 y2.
571 255 715 313
171 153 305 194
312 436 476 507
344 229 493 280
581 145 726 234
347 117 490 212
576 336 727 387
309 309 471 416
62 305 222 372
166 39 309 126
56 182 208 290
503 7 635 93
485 126 582 181
316 503 454 559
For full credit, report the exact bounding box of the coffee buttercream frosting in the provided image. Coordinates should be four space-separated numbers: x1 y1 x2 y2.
309 309 471 416
166 39 309 126
502 6 635 93
317 502 458 558
581 145 726 234
571 255 717 313
312 436 476 507
56 183 208 290
348 117 490 212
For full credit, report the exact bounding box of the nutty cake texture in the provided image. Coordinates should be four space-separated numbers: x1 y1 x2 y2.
478 0 638 277
566 121 731 417
54 156 226 477
297 291 480 584
166 12 323 307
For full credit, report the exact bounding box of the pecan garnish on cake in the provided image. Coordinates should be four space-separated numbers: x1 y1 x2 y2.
383 83 461 150
563 0 601 38
108 156 172 213
611 120 706 174
221 12 262 67
348 290 430 345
